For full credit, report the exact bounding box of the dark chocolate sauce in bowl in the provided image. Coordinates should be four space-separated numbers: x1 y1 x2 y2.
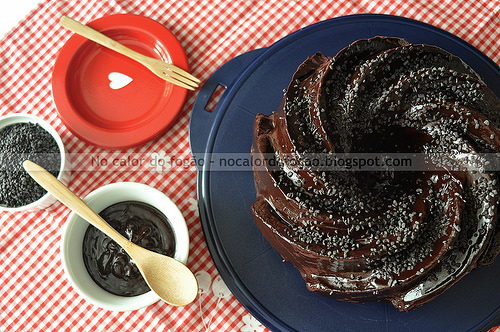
82 201 176 297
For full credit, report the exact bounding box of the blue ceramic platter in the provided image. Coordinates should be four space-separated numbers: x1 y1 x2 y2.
189 14 500 332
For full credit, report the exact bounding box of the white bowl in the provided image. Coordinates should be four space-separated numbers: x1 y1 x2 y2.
0 113 70 212
61 182 190 311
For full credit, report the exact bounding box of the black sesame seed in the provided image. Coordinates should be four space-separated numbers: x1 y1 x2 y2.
0 122 60 207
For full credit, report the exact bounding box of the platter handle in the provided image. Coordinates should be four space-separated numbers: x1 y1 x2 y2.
189 48 265 166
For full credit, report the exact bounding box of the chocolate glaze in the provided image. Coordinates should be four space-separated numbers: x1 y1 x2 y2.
83 201 175 297
251 37 500 311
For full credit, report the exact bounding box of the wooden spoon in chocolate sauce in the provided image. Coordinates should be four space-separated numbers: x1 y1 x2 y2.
23 160 198 307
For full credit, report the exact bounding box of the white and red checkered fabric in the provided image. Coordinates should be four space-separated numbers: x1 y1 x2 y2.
1 0 500 331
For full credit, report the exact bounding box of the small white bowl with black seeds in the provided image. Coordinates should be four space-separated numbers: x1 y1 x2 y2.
0 113 70 211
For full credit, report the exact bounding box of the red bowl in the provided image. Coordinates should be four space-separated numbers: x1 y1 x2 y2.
52 14 189 149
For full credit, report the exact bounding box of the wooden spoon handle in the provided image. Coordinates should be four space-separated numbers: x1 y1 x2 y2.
60 16 148 64
23 160 130 249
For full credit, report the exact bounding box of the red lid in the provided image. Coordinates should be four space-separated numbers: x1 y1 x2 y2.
52 14 189 149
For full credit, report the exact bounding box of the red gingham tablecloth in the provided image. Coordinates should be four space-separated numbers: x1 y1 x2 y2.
1 0 500 331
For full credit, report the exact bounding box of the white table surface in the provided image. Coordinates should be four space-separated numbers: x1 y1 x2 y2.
0 0 42 38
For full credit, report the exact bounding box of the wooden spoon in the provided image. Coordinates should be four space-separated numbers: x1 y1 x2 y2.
23 160 198 306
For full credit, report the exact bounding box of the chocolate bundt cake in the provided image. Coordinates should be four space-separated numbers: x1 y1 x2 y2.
251 37 500 311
